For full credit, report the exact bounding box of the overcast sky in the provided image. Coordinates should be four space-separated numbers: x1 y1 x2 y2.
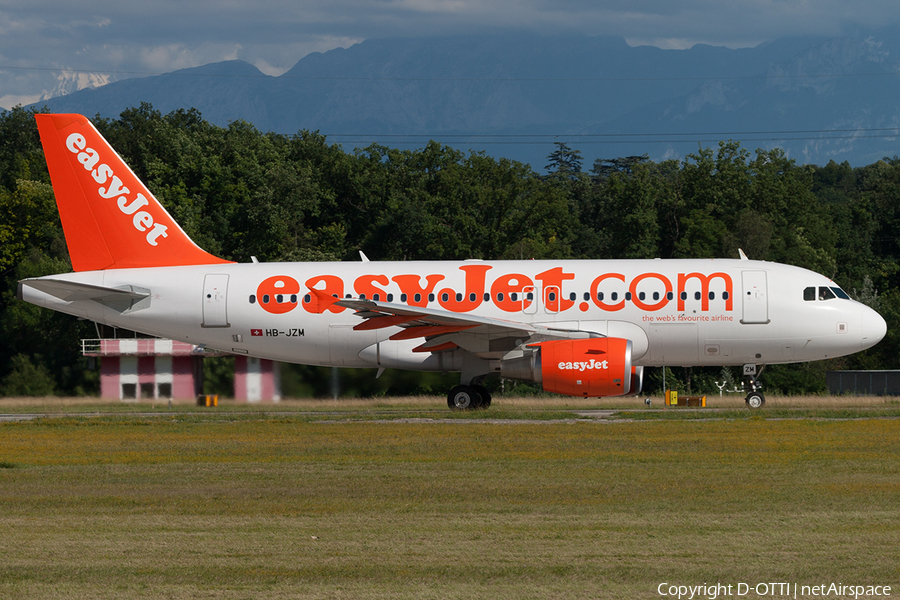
2 0 900 108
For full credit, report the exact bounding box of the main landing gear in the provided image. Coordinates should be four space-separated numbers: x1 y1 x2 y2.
447 384 492 410
743 364 766 409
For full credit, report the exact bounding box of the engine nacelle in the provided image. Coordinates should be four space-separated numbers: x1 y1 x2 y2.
630 365 644 396
500 337 634 397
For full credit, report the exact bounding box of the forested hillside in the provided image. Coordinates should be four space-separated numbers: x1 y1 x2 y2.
1 104 897 397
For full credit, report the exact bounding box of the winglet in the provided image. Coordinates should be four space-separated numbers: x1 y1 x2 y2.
35 114 233 271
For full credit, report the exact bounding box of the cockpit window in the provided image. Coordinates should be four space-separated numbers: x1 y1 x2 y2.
832 287 850 300
806 285 850 301
818 286 836 301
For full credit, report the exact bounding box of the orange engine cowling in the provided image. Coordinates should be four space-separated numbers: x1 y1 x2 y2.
535 338 633 397
500 337 634 397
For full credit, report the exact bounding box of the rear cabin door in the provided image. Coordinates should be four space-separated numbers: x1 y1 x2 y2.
202 274 230 328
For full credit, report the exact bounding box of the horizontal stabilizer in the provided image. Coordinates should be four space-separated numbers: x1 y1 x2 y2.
19 278 151 313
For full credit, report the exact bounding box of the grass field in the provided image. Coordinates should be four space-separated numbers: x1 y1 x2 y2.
0 396 898 599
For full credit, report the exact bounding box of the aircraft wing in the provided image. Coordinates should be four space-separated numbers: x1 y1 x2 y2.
309 288 591 358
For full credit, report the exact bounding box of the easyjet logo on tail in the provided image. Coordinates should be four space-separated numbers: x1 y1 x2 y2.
64 132 169 247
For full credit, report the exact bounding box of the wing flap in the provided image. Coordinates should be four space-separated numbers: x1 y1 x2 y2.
309 289 597 358
311 290 537 335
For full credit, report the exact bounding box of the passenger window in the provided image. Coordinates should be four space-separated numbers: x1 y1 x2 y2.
803 287 816 301
510 292 518 301
819 287 836 301
249 295 256 304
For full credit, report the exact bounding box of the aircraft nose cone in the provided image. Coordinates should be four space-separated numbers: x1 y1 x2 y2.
861 306 887 350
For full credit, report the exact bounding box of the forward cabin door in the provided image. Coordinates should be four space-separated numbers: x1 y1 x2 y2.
202 274 230 328
741 270 769 324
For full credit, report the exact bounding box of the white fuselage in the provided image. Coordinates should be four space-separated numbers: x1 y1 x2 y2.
20 258 886 372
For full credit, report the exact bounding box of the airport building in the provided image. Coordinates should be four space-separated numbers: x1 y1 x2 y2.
82 335 280 402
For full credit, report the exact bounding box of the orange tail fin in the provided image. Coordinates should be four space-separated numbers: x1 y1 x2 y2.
35 114 233 271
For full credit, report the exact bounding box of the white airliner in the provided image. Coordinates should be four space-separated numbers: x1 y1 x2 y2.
18 114 887 409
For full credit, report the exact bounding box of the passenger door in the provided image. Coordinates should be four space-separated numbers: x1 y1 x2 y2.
741 270 769 324
202 274 230 328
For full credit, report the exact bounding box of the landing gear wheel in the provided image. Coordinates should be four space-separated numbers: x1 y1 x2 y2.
745 392 765 409
472 385 492 409
448 385 481 410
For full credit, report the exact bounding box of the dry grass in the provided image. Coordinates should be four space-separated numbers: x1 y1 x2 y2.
1 392 897 412
0 402 898 598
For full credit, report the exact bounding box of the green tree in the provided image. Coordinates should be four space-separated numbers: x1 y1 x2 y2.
0 354 56 396
545 142 582 177
0 106 48 192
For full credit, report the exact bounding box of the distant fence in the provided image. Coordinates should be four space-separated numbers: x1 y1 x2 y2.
826 371 900 396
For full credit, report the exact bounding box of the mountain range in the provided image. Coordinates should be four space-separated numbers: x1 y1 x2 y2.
25 29 900 169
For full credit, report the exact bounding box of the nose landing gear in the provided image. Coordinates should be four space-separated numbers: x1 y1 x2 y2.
743 364 765 408
745 391 765 408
